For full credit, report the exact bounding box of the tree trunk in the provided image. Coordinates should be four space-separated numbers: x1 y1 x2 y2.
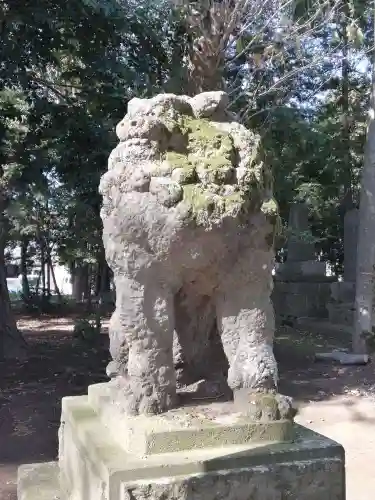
94 253 109 336
187 48 226 95
95 247 111 297
95 261 101 298
0 224 27 359
85 263 92 301
46 254 51 297
40 236 46 297
182 1 227 95
86 263 93 311
45 242 61 299
49 258 62 300
72 262 89 302
35 269 42 296
353 17 375 354
20 236 31 301
340 0 353 210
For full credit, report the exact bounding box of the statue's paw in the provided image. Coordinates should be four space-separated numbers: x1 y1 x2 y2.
116 379 178 416
106 361 120 378
275 394 298 420
234 390 297 421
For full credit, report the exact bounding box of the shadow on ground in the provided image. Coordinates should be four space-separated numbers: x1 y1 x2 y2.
275 325 375 404
0 327 110 500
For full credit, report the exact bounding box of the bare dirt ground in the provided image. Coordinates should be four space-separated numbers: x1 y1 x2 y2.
277 326 375 500
1 317 375 499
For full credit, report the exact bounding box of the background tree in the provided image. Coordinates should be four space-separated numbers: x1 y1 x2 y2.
0 89 29 358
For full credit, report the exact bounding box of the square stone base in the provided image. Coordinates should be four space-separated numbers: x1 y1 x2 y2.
330 281 355 303
274 261 328 281
87 382 294 456
327 302 355 326
329 280 375 327
18 386 346 500
272 281 332 320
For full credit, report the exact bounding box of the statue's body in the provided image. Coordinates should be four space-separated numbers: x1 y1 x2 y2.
100 92 289 417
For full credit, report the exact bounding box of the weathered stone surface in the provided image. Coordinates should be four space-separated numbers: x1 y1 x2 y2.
88 383 294 456
100 91 282 416
190 91 229 118
233 389 297 421
120 457 344 500
18 456 345 500
328 281 357 327
328 209 374 328
16 91 346 500
19 393 345 500
149 177 183 207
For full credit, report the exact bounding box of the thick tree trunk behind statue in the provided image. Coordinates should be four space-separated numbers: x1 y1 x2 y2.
0 231 27 359
353 84 375 354
71 262 89 302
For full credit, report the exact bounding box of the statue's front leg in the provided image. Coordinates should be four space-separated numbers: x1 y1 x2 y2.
111 275 177 415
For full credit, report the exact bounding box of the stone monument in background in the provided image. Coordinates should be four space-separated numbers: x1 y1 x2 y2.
276 202 326 278
343 207 359 283
17 92 345 500
328 208 359 326
273 202 335 322
328 207 375 331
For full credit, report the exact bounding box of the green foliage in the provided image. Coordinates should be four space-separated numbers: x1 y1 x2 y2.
0 0 373 295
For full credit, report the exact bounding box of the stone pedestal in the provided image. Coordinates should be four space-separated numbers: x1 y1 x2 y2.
274 260 327 281
18 383 345 500
272 203 338 322
325 209 358 328
273 262 335 321
328 281 356 327
273 279 334 321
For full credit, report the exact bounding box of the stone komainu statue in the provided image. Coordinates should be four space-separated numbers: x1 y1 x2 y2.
100 91 286 417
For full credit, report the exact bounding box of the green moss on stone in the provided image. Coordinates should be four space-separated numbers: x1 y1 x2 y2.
261 198 278 218
182 184 216 215
261 198 281 230
184 117 234 158
156 110 274 224
184 118 235 186
261 198 282 247
166 151 197 184
166 151 190 168
223 191 244 211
